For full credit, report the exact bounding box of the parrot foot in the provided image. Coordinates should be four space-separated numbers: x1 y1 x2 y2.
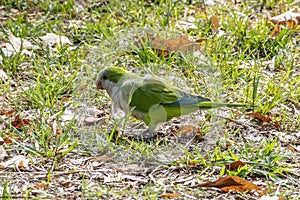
140 129 154 141
127 129 154 142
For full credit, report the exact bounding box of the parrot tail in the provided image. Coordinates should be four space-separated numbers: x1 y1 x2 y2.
197 101 252 109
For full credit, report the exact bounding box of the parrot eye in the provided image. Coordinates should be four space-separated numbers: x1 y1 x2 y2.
103 74 107 80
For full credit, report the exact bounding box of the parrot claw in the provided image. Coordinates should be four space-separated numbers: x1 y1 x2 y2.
127 129 154 142
140 129 154 141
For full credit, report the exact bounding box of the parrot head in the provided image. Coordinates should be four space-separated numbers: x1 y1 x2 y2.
96 66 127 90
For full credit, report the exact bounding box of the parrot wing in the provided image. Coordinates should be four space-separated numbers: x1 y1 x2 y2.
129 77 184 112
128 76 212 112
126 75 248 119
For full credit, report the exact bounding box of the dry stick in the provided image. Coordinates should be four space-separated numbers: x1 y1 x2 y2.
184 134 197 149
216 115 261 130
0 170 111 177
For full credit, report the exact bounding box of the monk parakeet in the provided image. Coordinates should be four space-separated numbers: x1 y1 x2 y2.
96 66 247 137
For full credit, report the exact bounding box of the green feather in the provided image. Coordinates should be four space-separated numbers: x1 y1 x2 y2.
97 66 250 133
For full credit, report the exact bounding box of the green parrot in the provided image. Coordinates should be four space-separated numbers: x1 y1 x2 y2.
96 66 247 137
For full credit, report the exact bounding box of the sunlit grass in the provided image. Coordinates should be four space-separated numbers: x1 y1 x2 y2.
0 0 299 198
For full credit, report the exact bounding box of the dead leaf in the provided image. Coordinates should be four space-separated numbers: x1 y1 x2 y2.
60 181 71 188
192 176 261 193
246 112 282 131
40 33 72 47
226 141 232 147
175 125 204 135
0 109 15 116
0 147 8 161
11 115 31 128
0 139 9 161
152 35 201 52
286 19 297 28
273 122 282 131
8 32 38 50
205 0 215 6
225 160 246 171
18 160 24 168
136 34 205 58
0 68 8 82
83 116 102 125
33 182 48 189
246 112 272 123
0 33 38 62
210 15 220 33
195 38 207 43
3 136 13 144
59 96 72 102
161 193 181 198
270 25 279 37
259 195 284 200
269 7 300 27
0 155 30 169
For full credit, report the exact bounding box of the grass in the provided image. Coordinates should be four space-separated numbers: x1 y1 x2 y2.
0 0 299 199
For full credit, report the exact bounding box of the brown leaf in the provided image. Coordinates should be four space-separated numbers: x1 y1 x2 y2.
0 109 15 116
210 15 220 33
11 115 31 128
18 160 24 168
192 176 261 193
60 181 71 188
225 160 246 171
3 136 13 144
246 112 283 131
226 141 232 147
270 25 279 37
59 96 72 102
154 48 173 58
269 7 300 27
273 122 282 131
0 155 29 169
33 182 48 189
195 38 207 43
246 112 272 123
175 125 202 135
161 193 181 198
287 19 297 28
136 34 205 58
153 35 201 52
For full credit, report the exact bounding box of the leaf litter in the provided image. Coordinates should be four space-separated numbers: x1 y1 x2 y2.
1 40 299 200
191 176 261 193
0 1 299 199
